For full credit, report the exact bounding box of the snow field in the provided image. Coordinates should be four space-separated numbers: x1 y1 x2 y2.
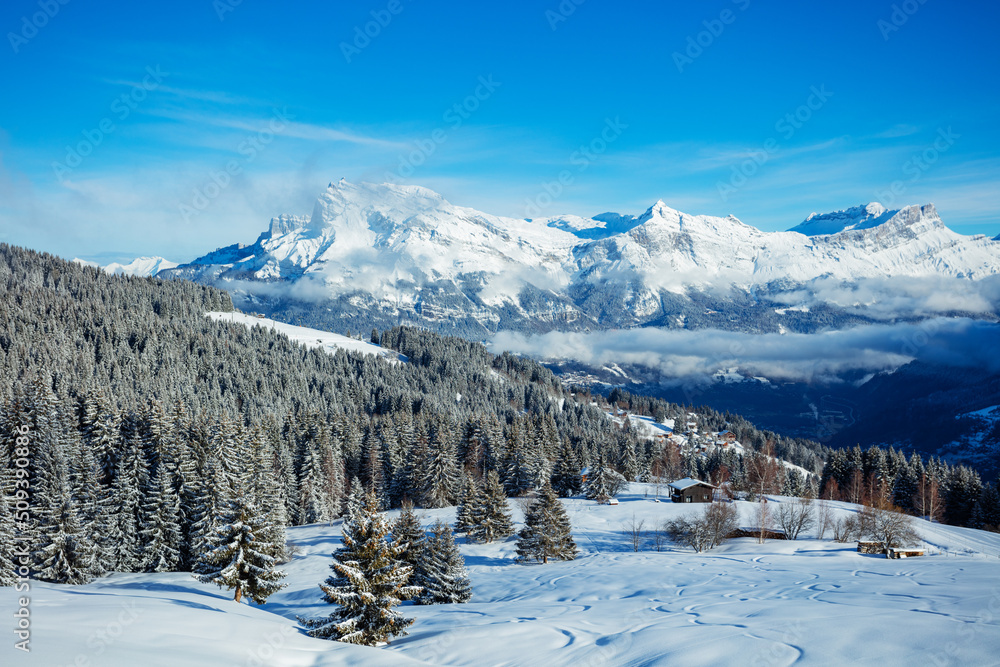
206 312 406 362
4 484 1000 666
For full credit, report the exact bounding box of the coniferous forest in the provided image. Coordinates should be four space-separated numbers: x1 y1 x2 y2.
1 242 996 597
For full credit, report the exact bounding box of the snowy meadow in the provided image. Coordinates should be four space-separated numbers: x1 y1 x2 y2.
6 484 1000 667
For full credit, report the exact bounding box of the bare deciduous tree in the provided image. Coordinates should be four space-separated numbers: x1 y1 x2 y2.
745 442 783 500
775 497 815 540
915 474 944 523
622 514 645 552
815 499 833 540
755 498 773 544
868 500 920 552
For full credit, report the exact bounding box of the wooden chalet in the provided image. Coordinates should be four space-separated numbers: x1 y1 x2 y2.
668 478 716 503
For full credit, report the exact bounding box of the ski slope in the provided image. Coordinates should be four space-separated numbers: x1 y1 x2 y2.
5 486 999 666
206 311 406 362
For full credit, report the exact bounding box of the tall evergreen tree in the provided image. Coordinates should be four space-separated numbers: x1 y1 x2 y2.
140 467 183 572
516 483 577 564
301 489 419 646
585 455 626 502
551 439 582 497
110 432 147 572
420 422 461 508
414 520 472 605
468 470 514 544
196 496 287 604
390 501 425 571
454 475 482 534
969 483 1000 532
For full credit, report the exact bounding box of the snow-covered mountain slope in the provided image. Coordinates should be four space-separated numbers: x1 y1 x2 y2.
5 486 1000 666
73 256 178 277
206 311 406 362
787 202 894 235
161 181 1000 334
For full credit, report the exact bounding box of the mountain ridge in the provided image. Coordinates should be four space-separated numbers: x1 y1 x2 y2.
159 181 1000 336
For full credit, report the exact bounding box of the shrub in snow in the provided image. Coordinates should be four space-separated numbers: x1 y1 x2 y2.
665 501 738 553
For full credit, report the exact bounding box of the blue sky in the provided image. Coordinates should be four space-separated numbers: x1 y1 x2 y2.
1 0 998 263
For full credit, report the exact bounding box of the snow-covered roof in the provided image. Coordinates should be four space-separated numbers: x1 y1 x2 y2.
668 478 715 491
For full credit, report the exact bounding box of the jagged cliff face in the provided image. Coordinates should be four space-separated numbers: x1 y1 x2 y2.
161 181 1000 335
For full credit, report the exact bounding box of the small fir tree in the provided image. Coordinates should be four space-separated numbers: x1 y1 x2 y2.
414 520 472 605
301 489 420 646
585 456 626 502
454 476 482 534
468 470 515 544
196 496 287 604
516 483 577 564
391 500 426 570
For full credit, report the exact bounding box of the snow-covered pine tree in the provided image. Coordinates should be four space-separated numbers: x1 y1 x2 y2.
67 427 108 576
420 421 461 508
212 415 246 499
34 496 98 584
585 455 626 502
468 469 514 544
140 466 182 572
969 483 1000 532
79 388 120 485
414 520 472 605
301 489 419 646
551 438 582 497
196 496 287 604
110 431 147 572
516 483 577 564
454 475 482 534
391 501 425 570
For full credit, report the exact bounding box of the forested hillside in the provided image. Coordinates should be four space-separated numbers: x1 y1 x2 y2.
3 243 991 590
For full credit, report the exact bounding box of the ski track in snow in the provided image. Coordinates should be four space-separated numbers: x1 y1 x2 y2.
4 486 1000 666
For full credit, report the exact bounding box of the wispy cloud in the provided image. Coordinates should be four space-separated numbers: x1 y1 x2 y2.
490 318 1000 384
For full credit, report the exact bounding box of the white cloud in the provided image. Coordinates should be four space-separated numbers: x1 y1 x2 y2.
489 318 1000 384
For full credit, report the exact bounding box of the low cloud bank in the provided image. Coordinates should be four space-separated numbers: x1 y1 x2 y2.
490 318 1000 384
771 275 1000 319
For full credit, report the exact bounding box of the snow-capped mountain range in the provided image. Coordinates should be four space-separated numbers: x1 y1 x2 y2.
161 180 1000 335
73 256 178 277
